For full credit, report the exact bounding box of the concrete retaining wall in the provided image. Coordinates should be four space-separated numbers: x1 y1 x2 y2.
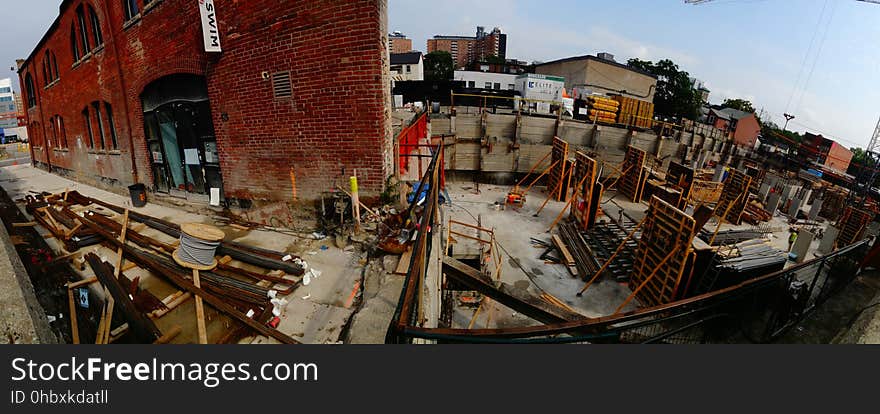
433 112 731 176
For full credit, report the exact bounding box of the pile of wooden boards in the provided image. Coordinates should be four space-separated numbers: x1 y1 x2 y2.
612 95 655 128
820 187 848 221
22 191 306 344
741 201 773 225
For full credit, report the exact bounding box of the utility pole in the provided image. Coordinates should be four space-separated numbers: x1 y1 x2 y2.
783 113 795 132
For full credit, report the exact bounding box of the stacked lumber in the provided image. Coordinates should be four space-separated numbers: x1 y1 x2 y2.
742 201 772 225
23 191 304 344
612 95 655 128
585 96 619 123
819 187 848 221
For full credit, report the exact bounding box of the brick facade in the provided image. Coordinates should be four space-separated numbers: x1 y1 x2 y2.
19 0 392 202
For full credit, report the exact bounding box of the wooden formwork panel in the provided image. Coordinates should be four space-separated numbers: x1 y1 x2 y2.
715 169 752 225
547 137 569 202
618 146 646 203
629 196 696 308
570 151 598 230
666 162 695 209
836 207 873 248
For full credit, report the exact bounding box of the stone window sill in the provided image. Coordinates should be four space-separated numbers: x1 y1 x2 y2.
52 148 69 152
122 14 142 31
143 0 163 15
71 53 91 69
33 146 43 151
107 149 122 155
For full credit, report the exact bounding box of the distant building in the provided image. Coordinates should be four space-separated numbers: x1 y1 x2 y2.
388 31 413 54
799 132 853 173
391 52 424 82
534 53 657 101
690 78 710 103
465 58 530 75
453 70 517 91
427 26 506 69
706 108 761 148
0 78 18 130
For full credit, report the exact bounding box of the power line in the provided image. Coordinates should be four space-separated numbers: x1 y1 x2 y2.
792 0 837 114
785 0 830 114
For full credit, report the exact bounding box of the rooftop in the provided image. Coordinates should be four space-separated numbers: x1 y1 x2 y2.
535 54 659 79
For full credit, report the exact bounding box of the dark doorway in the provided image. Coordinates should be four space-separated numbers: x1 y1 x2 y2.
141 74 222 198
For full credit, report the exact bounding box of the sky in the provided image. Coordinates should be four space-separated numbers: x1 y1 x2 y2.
390 0 880 149
0 0 57 88
2 1 878 148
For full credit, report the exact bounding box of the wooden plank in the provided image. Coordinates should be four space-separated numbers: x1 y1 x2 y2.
12 221 36 227
394 248 414 276
84 253 162 343
67 287 79 344
74 208 300 344
442 256 583 324
192 268 208 344
551 235 575 266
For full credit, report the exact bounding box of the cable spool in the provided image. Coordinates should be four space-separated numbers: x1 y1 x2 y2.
172 223 225 270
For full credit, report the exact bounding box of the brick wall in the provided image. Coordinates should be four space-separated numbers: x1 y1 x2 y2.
19 0 391 201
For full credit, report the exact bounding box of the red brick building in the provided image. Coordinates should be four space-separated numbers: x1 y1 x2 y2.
426 26 506 69
706 107 761 148
19 0 392 205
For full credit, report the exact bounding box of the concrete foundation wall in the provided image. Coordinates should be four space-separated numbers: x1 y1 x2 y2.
435 112 732 176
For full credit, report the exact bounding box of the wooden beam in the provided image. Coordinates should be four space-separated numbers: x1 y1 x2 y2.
74 212 299 344
84 253 162 343
192 268 208 344
67 287 79 344
442 256 583 324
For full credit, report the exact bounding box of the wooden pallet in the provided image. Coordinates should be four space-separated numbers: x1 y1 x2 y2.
628 196 696 307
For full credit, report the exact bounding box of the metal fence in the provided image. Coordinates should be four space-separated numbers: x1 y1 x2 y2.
385 148 871 344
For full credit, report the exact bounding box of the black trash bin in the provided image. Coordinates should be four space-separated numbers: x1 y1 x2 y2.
128 183 147 207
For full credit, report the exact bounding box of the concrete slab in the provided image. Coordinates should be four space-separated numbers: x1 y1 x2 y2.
790 230 815 263
818 226 840 254
808 199 823 221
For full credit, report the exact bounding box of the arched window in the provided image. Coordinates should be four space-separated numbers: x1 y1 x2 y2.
82 106 94 148
92 101 106 150
42 51 59 85
51 52 59 80
25 73 36 108
88 6 103 47
56 116 67 148
71 25 80 62
76 5 91 54
49 116 57 147
123 0 139 22
42 55 49 86
105 102 118 149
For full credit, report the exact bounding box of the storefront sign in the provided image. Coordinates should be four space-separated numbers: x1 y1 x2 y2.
199 0 221 52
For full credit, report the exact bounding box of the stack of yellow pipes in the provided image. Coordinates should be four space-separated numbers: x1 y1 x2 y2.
586 96 619 123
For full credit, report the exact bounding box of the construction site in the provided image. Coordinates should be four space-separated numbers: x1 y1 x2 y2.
3 96 880 344
4 0 880 345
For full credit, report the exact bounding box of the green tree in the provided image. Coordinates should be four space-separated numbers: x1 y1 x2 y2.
424 51 453 81
627 58 702 120
721 98 756 114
